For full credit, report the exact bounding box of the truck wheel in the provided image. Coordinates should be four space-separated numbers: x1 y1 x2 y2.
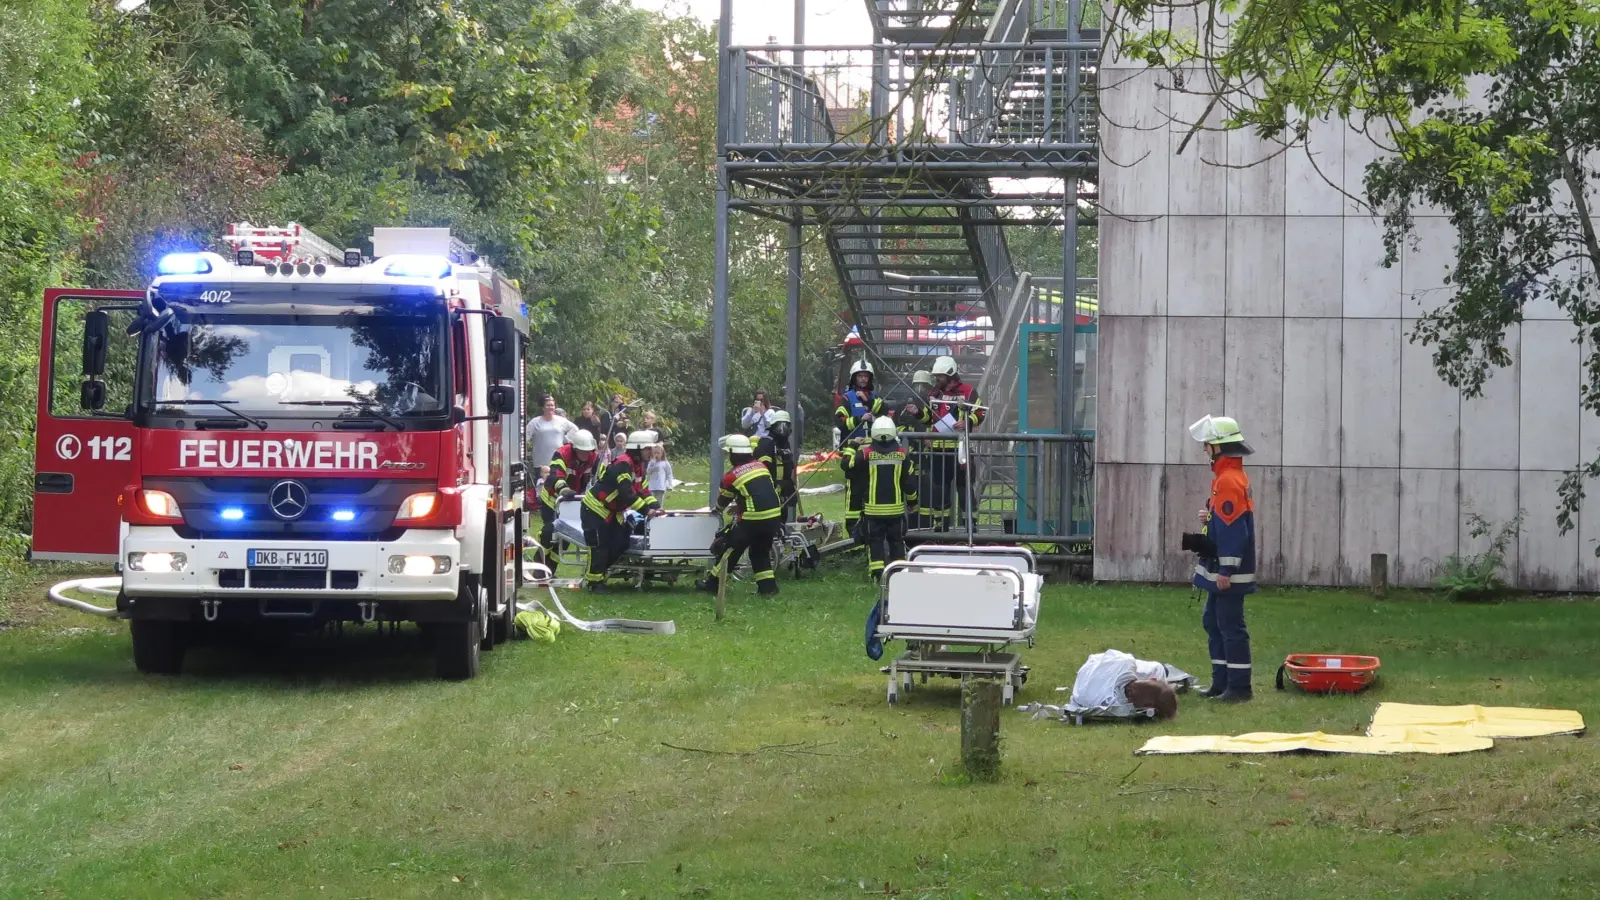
436 577 482 680
130 619 187 675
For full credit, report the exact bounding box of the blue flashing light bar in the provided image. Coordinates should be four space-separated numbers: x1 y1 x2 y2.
382 256 453 279
331 509 357 522
158 252 215 275
219 507 246 521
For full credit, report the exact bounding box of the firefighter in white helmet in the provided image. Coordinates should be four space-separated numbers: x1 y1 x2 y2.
698 433 784 595
840 416 918 579
1186 414 1257 702
835 360 884 445
755 409 798 521
580 429 664 591
922 354 984 531
535 429 599 569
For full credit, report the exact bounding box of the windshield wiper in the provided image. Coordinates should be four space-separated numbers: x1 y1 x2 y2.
278 400 406 432
154 399 268 430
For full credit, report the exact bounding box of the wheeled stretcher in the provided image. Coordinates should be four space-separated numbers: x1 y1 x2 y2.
550 500 722 588
876 544 1043 705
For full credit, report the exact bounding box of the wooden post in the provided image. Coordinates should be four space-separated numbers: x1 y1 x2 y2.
1370 553 1388 598
714 555 727 621
960 678 1002 782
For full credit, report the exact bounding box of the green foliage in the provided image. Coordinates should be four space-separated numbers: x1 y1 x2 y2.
1435 511 1523 601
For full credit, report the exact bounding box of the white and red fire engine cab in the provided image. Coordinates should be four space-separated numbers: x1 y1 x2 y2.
33 224 531 680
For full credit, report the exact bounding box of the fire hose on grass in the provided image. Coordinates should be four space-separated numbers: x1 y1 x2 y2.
47 576 123 618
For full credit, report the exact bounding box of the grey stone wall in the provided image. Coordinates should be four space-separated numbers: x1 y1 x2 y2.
1095 66 1600 591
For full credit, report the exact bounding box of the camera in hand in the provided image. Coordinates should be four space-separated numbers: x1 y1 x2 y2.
1180 532 1217 556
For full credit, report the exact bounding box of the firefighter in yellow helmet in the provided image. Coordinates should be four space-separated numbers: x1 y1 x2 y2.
1187 414 1257 702
841 416 918 579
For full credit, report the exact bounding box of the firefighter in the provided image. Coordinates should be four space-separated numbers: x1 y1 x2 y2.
757 409 798 521
580 430 664 592
697 434 784 596
1189 414 1257 703
834 360 883 445
536 429 598 569
898 370 935 528
837 433 872 544
842 416 919 579
924 355 984 531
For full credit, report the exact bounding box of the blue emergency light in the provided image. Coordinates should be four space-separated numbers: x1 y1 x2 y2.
219 507 245 521
383 256 453 279
158 252 215 275
331 509 357 522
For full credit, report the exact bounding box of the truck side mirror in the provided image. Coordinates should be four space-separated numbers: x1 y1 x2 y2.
487 384 517 415
83 310 109 377
80 381 106 411
486 316 518 382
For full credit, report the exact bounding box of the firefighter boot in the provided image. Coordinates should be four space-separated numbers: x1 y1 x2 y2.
695 575 719 593
756 578 779 596
1217 667 1253 703
1201 663 1228 698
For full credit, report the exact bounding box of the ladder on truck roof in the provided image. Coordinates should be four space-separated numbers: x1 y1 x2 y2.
222 222 349 266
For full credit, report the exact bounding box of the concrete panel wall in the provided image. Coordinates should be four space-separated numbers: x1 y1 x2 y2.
1096 64 1600 591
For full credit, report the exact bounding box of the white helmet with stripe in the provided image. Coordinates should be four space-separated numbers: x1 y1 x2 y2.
571 429 597 452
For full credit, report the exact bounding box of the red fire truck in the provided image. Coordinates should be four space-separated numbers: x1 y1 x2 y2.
33 224 530 680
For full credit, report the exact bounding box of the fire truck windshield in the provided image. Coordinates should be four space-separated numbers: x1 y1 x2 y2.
146 311 448 419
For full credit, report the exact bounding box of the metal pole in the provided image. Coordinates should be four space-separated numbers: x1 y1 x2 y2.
1059 0 1082 537
787 0 805 445
711 0 733 490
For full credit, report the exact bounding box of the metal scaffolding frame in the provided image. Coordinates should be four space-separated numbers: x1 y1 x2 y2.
711 0 1099 547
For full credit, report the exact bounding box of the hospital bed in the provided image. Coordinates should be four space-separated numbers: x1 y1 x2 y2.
876 544 1042 705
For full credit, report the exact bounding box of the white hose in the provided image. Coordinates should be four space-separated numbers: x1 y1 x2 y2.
47 576 123 618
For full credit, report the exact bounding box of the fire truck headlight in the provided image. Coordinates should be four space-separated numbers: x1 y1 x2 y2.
395 492 439 521
140 490 183 519
128 551 187 573
389 555 450 576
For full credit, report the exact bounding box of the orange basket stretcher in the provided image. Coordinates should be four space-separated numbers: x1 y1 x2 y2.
1274 654 1381 693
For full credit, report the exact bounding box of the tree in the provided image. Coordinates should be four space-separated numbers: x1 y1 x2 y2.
1115 0 1600 547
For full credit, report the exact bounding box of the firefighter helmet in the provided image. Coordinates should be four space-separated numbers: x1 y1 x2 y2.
768 410 791 425
571 430 598 452
931 355 958 377
720 434 753 454
911 369 934 387
849 360 874 376
626 429 658 449
869 416 898 442
1188 415 1254 454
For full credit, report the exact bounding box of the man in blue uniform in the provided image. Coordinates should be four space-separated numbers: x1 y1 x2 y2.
1188 414 1258 702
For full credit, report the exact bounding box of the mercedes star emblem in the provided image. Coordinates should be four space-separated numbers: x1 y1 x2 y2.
268 479 309 520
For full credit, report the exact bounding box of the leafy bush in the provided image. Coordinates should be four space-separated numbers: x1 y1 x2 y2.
1434 511 1523 601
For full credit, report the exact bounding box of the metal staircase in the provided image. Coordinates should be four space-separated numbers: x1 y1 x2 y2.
716 0 1098 542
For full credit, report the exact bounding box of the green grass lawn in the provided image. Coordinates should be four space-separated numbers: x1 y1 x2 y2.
2 559 1599 899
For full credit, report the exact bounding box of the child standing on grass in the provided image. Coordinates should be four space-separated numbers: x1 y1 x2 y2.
646 443 674 509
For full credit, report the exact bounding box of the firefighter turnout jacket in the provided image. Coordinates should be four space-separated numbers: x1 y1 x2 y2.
755 436 795 488
1191 455 1257 596
582 450 659 522
836 386 885 442
539 444 596 509
718 458 784 522
842 442 918 517
925 379 984 449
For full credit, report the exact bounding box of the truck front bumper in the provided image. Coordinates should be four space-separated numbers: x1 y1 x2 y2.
120 527 460 601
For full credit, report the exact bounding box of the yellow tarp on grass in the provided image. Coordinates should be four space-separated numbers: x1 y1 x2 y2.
1134 703 1584 756
1136 729 1494 756
1368 703 1586 739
